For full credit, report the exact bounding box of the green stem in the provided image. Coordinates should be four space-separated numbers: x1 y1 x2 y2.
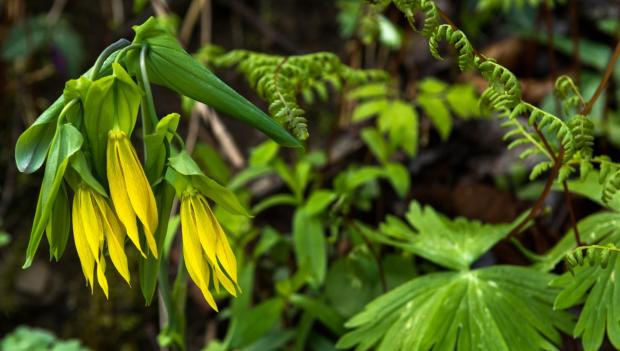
89 39 131 80
114 43 143 64
56 98 79 126
140 44 160 132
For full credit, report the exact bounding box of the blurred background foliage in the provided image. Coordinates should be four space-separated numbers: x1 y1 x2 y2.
1 0 620 350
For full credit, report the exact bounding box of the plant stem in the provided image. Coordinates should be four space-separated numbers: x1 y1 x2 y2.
580 40 620 116
90 38 131 80
506 147 565 240
563 181 582 245
140 45 160 132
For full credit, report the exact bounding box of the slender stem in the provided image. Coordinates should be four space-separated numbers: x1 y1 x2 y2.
563 181 582 245
55 98 79 126
114 43 143 64
89 39 131 80
139 45 159 131
506 147 565 240
580 40 620 116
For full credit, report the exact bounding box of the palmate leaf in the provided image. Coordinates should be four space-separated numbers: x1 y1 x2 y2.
337 266 574 351
362 201 524 270
549 212 620 351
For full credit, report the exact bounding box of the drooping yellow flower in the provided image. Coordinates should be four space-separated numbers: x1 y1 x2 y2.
72 184 130 297
107 129 158 258
180 189 238 311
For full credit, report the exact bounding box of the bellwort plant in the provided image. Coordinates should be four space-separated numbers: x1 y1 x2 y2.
15 16 299 319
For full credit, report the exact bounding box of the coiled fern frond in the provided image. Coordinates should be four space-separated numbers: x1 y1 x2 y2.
554 75 585 115
568 114 594 159
428 24 474 71
477 60 521 106
203 48 388 141
393 0 440 37
509 102 575 161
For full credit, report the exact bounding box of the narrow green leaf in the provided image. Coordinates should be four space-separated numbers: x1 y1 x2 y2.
24 123 83 268
293 209 327 287
168 151 250 216
129 17 301 148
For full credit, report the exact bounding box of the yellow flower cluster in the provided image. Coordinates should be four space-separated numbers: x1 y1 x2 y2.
180 190 238 311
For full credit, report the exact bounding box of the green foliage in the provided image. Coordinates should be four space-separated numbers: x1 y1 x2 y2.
553 239 620 350
350 78 482 160
0 326 90 351
338 201 573 350
201 48 388 141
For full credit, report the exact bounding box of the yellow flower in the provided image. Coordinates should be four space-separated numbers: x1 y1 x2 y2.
107 129 158 258
72 185 130 297
180 190 238 311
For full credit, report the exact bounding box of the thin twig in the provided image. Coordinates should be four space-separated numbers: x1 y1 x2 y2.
580 40 620 116
195 103 246 169
506 148 565 241
179 0 205 45
563 181 582 245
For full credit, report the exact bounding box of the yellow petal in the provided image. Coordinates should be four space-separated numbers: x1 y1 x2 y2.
78 188 102 262
181 198 218 311
117 135 158 256
96 255 109 299
205 201 238 283
107 136 144 256
72 194 94 290
191 195 218 266
94 194 130 285
213 265 237 297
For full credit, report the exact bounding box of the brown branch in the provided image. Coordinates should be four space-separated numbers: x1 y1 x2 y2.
506 147 565 241
562 181 582 245
580 40 620 116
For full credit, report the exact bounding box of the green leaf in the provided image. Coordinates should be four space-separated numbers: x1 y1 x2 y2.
139 181 176 304
304 190 337 216
24 123 83 268
249 140 280 167
383 163 410 198
352 99 389 122
145 113 180 183
418 95 452 140
69 152 107 197
168 151 250 216
293 209 327 287
193 143 231 185
418 78 448 94
15 97 64 173
15 49 120 174
129 17 301 148
446 84 480 119
380 101 418 156
83 63 142 178
46 183 71 261
252 194 299 214
359 201 522 270
361 128 389 163
339 266 574 351
289 294 346 335
551 215 620 351
533 212 620 272
325 251 381 319
225 298 285 348
348 83 388 100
